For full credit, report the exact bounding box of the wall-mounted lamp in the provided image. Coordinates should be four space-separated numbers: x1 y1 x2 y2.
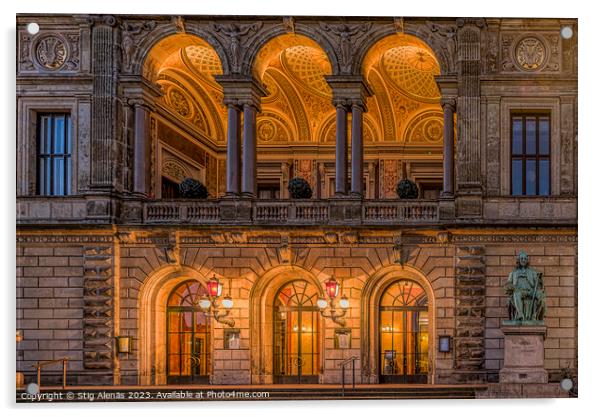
116 336 132 354
199 275 235 327
438 335 452 353
317 277 349 327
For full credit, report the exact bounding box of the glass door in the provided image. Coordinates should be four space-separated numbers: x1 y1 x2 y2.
167 280 210 384
379 280 429 383
273 280 320 384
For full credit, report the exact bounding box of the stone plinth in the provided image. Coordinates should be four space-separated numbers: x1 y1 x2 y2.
499 324 548 384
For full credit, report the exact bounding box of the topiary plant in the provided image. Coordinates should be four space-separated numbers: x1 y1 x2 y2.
288 177 313 199
179 178 209 199
396 179 419 199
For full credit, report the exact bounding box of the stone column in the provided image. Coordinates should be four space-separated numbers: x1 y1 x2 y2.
241 103 257 197
132 101 151 196
226 103 241 196
335 102 348 196
89 16 117 189
441 97 456 197
350 102 364 198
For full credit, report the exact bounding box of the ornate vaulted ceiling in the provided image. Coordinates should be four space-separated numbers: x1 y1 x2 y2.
148 33 444 148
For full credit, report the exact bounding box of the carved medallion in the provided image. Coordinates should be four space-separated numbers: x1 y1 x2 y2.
515 37 546 70
168 89 191 117
258 119 276 141
35 35 67 70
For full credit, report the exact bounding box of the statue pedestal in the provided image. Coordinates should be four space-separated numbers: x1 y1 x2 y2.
499 324 548 384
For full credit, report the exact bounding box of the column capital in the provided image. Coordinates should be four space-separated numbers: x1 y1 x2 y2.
441 97 456 111
127 98 155 112
351 99 367 112
325 75 373 109
215 74 267 111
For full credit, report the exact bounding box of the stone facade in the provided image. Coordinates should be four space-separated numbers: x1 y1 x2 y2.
16 14 577 396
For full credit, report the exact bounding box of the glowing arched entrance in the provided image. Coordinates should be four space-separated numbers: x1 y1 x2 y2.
378 279 429 383
273 280 321 384
166 280 211 384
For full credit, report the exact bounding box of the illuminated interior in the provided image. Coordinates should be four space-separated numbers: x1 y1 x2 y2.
166 280 210 383
273 280 320 383
144 32 445 198
379 279 429 383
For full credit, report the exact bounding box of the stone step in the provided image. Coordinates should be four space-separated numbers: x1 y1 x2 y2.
16 386 481 402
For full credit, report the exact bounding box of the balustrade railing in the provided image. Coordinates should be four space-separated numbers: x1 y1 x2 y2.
143 199 440 225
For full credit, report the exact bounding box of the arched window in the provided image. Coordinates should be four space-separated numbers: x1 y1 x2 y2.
379 279 429 383
166 280 210 383
273 280 320 383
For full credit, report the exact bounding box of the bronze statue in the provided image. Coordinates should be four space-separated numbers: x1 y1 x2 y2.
505 251 546 323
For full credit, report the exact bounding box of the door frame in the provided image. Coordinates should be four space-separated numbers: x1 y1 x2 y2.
166 305 211 385
378 305 429 384
360 265 436 384
272 302 320 384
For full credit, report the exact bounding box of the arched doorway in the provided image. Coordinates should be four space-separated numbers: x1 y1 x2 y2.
378 279 429 383
273 280 321 384
166 280 211 384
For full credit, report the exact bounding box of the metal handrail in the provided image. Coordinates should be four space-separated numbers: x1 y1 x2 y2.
30 357 69 389
339 356 359 397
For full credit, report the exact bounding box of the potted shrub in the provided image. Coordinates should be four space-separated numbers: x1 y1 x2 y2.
288 177 313 199
179 178 209 199
396 179 419 199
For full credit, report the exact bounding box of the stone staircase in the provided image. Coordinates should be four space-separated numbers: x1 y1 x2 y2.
17 385 485 402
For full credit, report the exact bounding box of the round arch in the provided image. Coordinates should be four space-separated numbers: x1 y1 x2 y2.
248 265 326 384
360 264 437 384
243 24 339 77
353 26 453 76
131 28 229 79
138 265 214 385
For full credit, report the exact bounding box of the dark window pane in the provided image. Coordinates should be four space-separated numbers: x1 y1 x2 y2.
66 156 72 195
45 158 51 195
53 158 64 195
525 117 536 155
39 116 51 154
36 113 72 196
539 159 550 195
66 115 72 153
539 117 550 155
512 159 523 195
38 158 46 195
526 159 537 195
512 118 523 155
54 116 65 153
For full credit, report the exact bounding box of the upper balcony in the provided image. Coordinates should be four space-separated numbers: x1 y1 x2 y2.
16 195 576 228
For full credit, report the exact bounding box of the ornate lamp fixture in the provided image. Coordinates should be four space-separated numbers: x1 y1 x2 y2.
317 277 349 327
199 275 235 327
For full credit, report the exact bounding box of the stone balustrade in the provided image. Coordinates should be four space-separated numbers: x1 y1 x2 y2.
16 196 578 226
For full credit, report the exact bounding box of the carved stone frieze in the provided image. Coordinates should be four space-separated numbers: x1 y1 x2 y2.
454 245 486 375
120 20 157 73
83 246 114 370
17 235 114 244
481 29 499 74
422 20 458 74
319 22 372 74
212 22 262 74
210 231 247 244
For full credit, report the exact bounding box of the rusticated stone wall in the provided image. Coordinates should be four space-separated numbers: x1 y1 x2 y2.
16 229 577 386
